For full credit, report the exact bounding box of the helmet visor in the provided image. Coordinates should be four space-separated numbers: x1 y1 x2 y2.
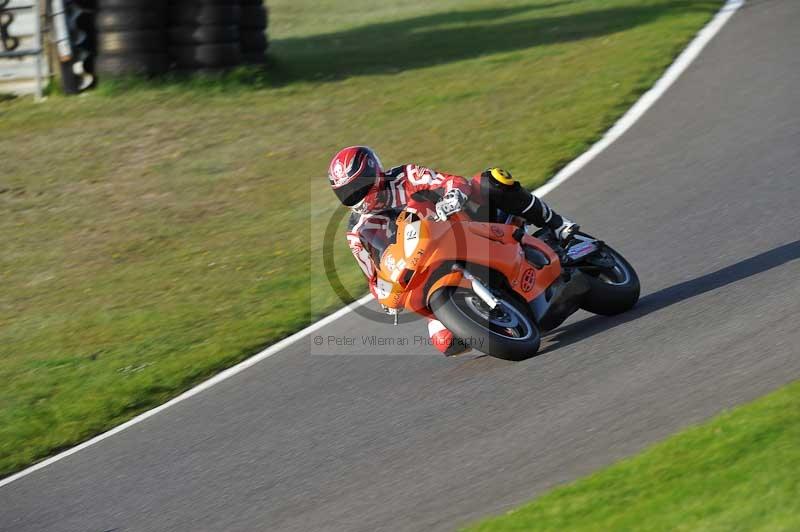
332 173 378 207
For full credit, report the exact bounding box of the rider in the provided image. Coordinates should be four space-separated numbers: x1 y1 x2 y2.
328 145 577 356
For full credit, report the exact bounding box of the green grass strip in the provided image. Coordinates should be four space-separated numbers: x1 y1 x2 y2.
467 380 800 532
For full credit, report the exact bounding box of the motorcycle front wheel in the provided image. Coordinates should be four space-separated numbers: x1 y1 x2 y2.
575 234 640 315
429 284 540 361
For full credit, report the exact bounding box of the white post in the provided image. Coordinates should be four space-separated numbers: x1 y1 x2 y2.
33 0 43 100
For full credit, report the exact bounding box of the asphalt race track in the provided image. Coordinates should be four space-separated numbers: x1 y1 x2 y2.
2 1 799 531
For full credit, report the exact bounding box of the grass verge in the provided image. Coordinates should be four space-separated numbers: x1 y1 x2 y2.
0 0 722 477
466 380 800 531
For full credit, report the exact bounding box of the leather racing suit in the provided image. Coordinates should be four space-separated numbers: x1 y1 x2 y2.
346 164 570 356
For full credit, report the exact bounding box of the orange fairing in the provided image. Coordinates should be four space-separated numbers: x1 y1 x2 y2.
374 211 562 314
426 272 471 304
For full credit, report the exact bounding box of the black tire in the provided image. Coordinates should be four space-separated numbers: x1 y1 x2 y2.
169 5 240 26
239 5 266 29
98 30 166 54
239 30 266 50
241 51 267 64
96 9 166 31
171 66 235 76
98 0 161 8
169 25 239 44
170 0 237 4
430 283 541 361
577 235 640 315
95 52 169 77
170 43 241 68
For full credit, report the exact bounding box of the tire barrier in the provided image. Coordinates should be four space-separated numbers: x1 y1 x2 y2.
96 10 164 32
238 2 268 64
52 0 269 86
168 25 239 45
168 0 242 71
98 0 162 8
95 51 169 76
94 0 168 79
170 42 241 69
98 30 166 53
169 4 240 26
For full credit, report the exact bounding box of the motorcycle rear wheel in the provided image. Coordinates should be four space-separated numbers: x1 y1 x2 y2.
430 284 540 361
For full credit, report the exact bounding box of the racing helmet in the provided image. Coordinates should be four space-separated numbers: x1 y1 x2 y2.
328 146 387 212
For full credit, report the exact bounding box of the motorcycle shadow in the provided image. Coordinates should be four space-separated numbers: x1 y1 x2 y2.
539 239 800 355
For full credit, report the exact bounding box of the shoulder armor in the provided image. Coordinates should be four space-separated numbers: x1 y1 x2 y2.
385 165 406 178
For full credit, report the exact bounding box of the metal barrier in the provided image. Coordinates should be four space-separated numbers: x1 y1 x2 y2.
0 0 44 99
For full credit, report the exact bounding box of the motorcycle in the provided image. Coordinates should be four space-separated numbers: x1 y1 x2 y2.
373 202 640 361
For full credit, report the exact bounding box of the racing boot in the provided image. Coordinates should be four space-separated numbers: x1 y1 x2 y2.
551 216 579 245
479 168 578 243
428 319 470 356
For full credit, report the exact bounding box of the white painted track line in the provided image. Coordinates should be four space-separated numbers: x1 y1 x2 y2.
0 0 744 489
0 294 373 488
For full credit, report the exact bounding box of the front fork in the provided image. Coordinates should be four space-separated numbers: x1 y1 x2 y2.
451 264 500 310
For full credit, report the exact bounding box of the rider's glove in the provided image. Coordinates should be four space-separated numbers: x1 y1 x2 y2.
435 189 468 221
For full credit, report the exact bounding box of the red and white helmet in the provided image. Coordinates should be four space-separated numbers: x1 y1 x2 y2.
328 146 387 212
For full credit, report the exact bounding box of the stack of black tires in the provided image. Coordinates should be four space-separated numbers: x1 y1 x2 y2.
69 0 270 83
239 0 269 65
95 0 169 78
168 0 241 72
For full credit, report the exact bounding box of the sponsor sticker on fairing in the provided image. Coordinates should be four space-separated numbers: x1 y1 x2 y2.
566 241 598 260
404 221 421 257
521 268 536 292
